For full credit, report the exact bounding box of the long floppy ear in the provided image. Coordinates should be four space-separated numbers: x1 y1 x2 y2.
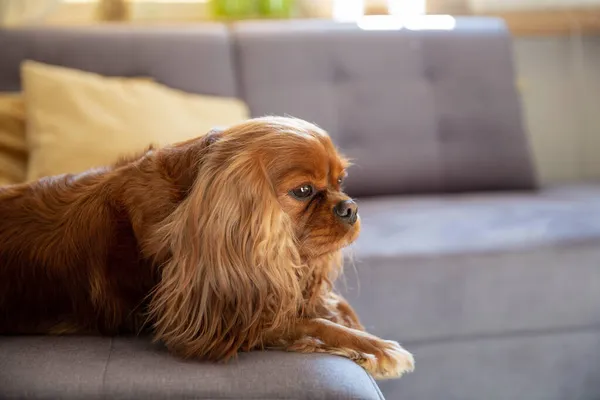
146 144 303 361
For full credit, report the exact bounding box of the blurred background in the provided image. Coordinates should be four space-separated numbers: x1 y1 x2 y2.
1 0 599 186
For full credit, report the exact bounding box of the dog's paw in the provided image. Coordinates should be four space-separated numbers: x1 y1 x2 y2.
377 340 415 379
358 340 414 380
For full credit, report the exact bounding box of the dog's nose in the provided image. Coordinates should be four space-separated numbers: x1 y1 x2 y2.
334 200 358 225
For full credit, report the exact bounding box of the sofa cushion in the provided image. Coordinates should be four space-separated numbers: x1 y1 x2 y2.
354 184 600 258
232 18 536 197
0 336 385 400
338 184 600 400
339 184 600 343
21 61 249 180
379 329 600 400
0 93 27 185
0 25 239 97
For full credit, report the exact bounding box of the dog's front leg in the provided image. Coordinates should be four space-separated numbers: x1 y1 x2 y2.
284 318 414 380
331 293 364 330
315 292 364 330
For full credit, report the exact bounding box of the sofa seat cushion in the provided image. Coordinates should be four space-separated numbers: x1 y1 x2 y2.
341 183 600 400
0 336 384 400
340 184 600 343
354 184 600 258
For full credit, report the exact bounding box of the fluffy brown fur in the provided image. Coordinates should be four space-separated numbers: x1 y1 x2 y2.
0 116 413 379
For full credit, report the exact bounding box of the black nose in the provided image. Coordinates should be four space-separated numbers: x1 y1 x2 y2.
334 200 359 225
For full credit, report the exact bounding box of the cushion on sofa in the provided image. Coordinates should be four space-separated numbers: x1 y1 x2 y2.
354 184 600 258
22 61 249 181
0 93 27 185
336 184 600 400
340 184 600 342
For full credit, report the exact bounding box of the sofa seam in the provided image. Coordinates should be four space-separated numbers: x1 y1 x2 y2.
101 337 115 399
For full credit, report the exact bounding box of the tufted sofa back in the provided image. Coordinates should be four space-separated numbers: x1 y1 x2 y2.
0 24 237 96
232 18 537 197
0 18 537 197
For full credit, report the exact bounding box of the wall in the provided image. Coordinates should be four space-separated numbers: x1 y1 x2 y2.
470 0 600 12
513 35 600 184
45 1 208 24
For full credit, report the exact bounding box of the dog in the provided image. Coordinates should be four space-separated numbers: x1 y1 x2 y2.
0 116 414 379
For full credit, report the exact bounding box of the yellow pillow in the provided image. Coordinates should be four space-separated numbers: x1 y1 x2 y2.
22 61 250 181
0 93 27 186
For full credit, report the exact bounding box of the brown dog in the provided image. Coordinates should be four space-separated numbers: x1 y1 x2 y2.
0 116 413 379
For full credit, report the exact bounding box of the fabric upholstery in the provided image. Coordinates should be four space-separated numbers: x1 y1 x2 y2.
0 25 238 97
22 61 249 180
0 336 384 400
379 330 600 400
0 93 26 185
352 184 600 258
232 18 537 197
337 184 600 400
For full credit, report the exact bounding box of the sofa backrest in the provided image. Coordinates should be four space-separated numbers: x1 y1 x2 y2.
232 18 537 197
0 19 537 197
0 25 238 96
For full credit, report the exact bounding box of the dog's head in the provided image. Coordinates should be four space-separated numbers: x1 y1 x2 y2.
225 117 359 259
188 117 360 262
150 116 359 359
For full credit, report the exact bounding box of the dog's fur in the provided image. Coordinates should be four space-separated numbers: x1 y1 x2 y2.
0 116 413 379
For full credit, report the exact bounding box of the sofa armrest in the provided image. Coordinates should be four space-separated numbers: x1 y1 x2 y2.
0 336 385 400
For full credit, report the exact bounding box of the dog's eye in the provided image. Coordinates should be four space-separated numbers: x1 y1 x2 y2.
290 184 314 200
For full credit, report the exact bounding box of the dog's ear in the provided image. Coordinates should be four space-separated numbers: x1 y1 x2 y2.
147 136 303 361
157 128 226 200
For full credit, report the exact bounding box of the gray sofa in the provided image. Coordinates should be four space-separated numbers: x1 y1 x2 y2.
2 18 600 400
